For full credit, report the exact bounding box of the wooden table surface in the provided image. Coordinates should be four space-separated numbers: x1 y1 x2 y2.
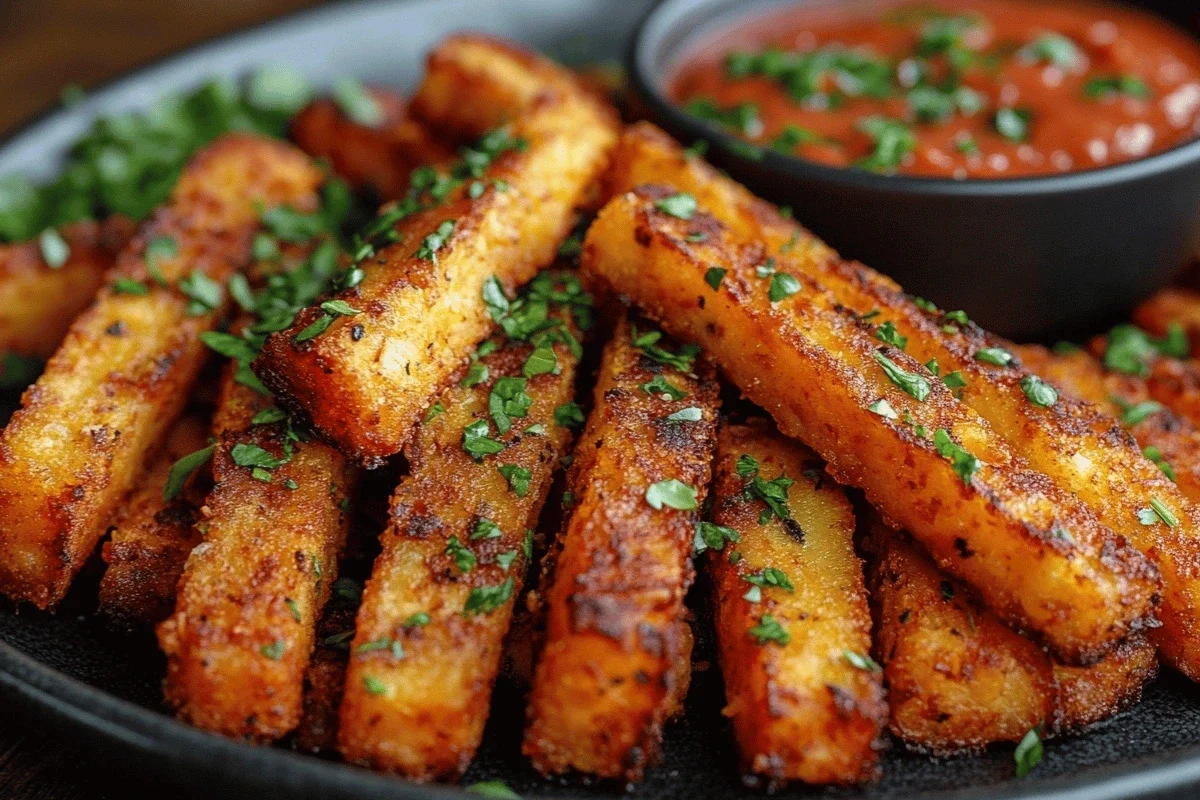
0 4 325 795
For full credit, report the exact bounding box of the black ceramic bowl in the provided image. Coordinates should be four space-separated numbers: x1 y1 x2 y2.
630 0 1200 340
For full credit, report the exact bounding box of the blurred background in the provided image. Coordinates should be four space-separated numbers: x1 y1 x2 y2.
0 0 324 135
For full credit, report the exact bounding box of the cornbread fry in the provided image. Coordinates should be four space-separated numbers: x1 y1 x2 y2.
1145 356 1200 429
867 525 1156 753
410 35 588 140
339 274 585 779
256 40 618 464
1014 343 1200 505
583 182 1156 663
708 421 885 786
601 123 1200 673
0 217 133 360
0 135 321 608
98 411 211 625
293 600 358 756
1134 287 1200 357
523 311 720 780
159 359 358 742
291 89 452 200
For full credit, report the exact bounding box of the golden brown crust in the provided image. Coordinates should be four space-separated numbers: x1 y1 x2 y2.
410 34 590 140
865 523 1156 753
158 358 358 742
0 135 322 609
339 288 582 780
1053 635 1158 732
98 411 211 626
290 89 452 201
256 39 619 465
523 311 720 780
1014 344 1200 511
709 421 885 786
1134 287 1200 357
0 217 134 359
583 176 1157 663
292 601 357 756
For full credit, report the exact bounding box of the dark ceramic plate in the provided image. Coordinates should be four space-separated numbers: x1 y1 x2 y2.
2 1 1200 799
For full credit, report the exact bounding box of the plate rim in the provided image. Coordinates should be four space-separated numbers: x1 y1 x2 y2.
1 0 1200 798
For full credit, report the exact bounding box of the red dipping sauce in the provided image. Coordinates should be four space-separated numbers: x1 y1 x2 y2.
668 0 1200 178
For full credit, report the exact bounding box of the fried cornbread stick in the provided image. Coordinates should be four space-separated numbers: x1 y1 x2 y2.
159 354 358 741
708 421 885 786
0 217 133 359
291 89 452 201
866 525 1156 754
523 312 719 780
1134 287 1200 357
98 411 210 625
256 41 618 465
0 135 321 608
583 186 1156 664
410 35 588 141
339 274 587 779
601 124 1199 673
293 598 358 756
1014 343 1200 506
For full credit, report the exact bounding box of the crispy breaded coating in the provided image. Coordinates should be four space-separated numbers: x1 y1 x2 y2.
158 358 357 742
1015 344 1200 507
0 217 133 359
98 411 211 625
866 524 1156 753
290 89 452 200
708 421 885 786
0 135 322 608
292 600 358 756
523 311 720 780
256 38 618 465
1134 287 1200 357
339 275 585 779
600 124 1192 670
583 179 1157 664
410 35 587 140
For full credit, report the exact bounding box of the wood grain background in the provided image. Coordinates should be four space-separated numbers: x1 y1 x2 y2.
0 0 322 136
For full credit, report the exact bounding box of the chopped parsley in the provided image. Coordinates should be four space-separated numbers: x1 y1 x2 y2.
498 464 532 497
163 444 215 501
746 473 795 522
631 326 701 372
645 479 699 511
876 321 907 350
736 454 760 477
554 402 585 427
462 419 505 460
489 377 531 433
1114 397 1163 426
1084 74 1149 100
856 116 915 173
744 567 795 592
642 374 687 401
975 346 1015 367
868 398 899 419
933 428 979 484
874 352 931 401
415 219 456 264
704 266 726 291
748 614 790 646
445 535 476 573
1143 445 1177 482
844 650 882 672
992 107 1032 142
1014 727 1044 778
1020 375 1058 407
694 521 741 554
654 192 698 220
332 76 384 126
768 272 802 302
464 578 515 615
664 407 703 424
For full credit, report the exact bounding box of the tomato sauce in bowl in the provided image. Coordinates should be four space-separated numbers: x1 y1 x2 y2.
667 0 1200 178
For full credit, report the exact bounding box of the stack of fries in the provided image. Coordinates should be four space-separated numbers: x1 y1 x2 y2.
6 32 1200 790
